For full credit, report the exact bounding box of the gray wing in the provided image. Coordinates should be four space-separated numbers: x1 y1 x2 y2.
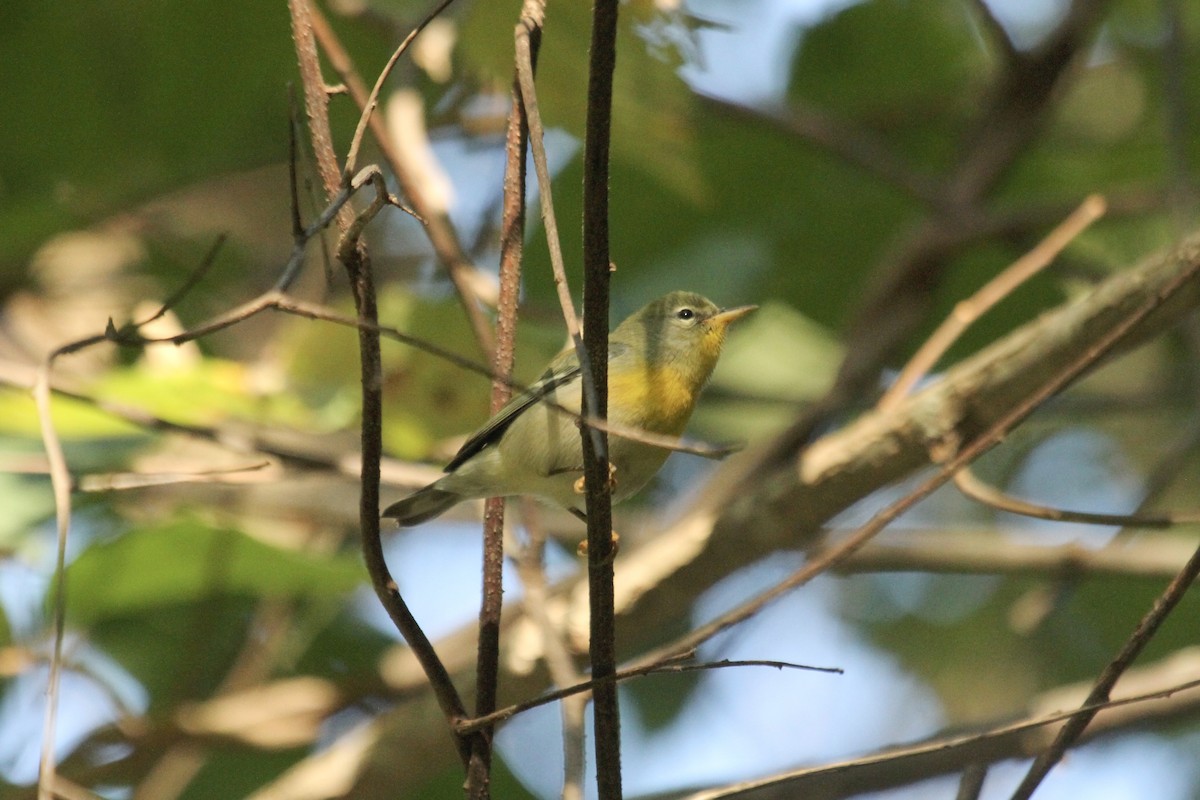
444 362 581 472
442 341 627 473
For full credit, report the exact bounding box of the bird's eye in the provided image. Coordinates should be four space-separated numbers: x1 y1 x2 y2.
676 308 695 321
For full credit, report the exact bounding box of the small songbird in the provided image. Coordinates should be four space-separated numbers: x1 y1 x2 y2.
382 291 756 526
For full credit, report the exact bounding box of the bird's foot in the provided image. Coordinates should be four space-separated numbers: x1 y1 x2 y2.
577 530 620 564
573 462 618 494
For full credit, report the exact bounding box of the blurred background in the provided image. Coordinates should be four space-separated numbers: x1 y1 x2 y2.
2 0 1200 798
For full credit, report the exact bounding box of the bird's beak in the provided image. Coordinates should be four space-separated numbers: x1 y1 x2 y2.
709 304 757 329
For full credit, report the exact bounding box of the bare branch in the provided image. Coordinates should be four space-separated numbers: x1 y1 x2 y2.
878 194 1106 411
581 1 621 795
456 654 839 735
1008 548 1200 795
953 466 1200 528
681 668 1200 800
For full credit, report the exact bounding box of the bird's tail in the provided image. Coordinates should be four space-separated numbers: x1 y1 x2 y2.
382 484 462 527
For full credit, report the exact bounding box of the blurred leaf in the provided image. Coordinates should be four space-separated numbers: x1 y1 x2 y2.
0 449 56 549
88 596 259 711
65 519 363 625
181 745 307 800
0 387 144 439
788 0 987 169
100 358 321 429
0 600 11 650
0 2 277 272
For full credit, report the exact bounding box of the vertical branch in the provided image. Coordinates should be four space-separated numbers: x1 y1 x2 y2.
288 0 477 770
581 0 621 797
31 334 106 800
465 3 540 792
287 0 354 235
33 364 71 800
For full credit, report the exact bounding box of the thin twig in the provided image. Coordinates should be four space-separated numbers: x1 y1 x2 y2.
456 654 839 734
77 462 272 492
132 235 228 331
513 502 589 800
77 290 737 464
953 466 1200 528
1008 552 1200 796
821 529 1200 581
878 194 1106 411
33 354 75 800
513 15 578 345
465 3 539 787
683 673 1200 800
288 85 306 240
342 0 458 179
287 0 354 235
288 0 478 769
826 0 1113 445
512 6 604 463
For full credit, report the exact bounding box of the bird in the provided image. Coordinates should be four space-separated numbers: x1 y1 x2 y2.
382 291 756 526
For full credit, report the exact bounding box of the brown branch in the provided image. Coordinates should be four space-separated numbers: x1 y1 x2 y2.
464 1 541 791
877 194 1107 411
1008 551 1200 795
287 0 354 235
832 0 1114 425
682 669 1200 800
825 530 1200 581
511 2 593 417
33 352 77 800
513 502 590 799
953 466 1200 528
227 229 1200 796
456 654 839 735
581 1 621 797
341 0 458 179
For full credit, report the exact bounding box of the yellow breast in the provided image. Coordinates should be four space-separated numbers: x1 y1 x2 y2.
608 363 701 435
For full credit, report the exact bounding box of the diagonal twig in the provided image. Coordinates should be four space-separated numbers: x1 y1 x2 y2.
1008 550 1200 793
878 194 1107 411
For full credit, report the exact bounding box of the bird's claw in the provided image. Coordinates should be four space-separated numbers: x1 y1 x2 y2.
573 463 618 494
577 530 620 564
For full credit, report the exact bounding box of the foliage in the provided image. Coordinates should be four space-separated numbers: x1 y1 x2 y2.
2 1 1200 799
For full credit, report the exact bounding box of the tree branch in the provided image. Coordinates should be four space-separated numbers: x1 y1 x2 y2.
582 0 621 796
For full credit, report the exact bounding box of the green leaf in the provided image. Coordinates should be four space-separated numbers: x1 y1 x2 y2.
788 0 986 169
0 387 145 439
65 519 364 625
